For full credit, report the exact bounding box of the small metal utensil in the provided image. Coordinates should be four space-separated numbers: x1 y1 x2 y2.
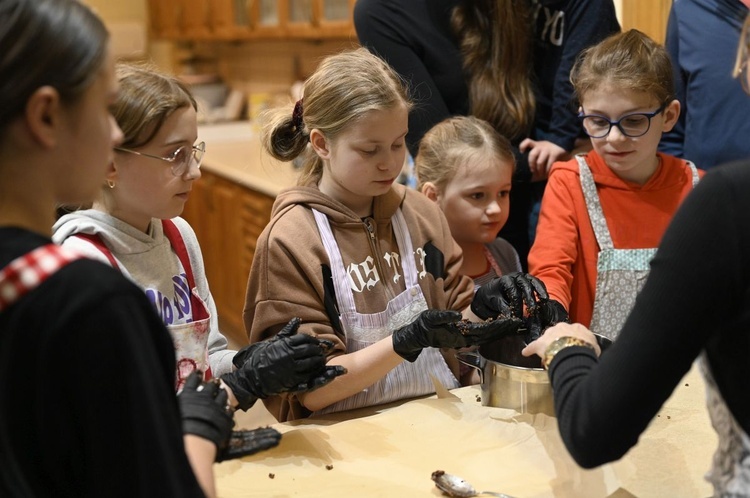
431 471 517 498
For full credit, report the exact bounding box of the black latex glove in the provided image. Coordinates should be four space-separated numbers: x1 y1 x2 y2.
472 273 542 320
221 317 347 410
178 371 234 453
216 427 282 462
471 273 568 341
527 298 569 342
392 309 524 362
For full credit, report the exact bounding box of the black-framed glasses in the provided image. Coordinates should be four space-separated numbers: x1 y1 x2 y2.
578 103 668 139
114 141 206 177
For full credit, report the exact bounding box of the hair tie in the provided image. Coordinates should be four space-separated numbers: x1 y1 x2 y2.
292 98 304 131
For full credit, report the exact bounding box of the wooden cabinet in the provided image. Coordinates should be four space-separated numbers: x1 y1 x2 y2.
148 0 182 39
148 0 356 40
621 0 673 44
181 169 274 348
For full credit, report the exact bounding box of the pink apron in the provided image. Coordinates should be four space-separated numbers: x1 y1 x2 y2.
74 219 212 391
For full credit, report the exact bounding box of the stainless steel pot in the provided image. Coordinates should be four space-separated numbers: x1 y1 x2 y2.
456 335 554 416
456 334 612 416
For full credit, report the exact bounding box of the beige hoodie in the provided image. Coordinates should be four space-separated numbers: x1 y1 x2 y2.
243 183 473 420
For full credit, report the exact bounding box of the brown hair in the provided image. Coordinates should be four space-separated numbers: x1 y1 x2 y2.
261 47 412 186
570 29 675 106
451 0 535 141
415 115 515 191
113 63 197 148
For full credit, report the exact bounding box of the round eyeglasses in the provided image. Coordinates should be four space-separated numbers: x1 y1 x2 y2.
578 103 668 139
114 141 206 177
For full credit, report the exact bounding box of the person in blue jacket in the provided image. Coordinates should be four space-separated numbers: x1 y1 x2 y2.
659 0 750 168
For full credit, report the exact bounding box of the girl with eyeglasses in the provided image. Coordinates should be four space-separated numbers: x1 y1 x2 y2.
526 29 705 341
53 63 342 404
53 63 235 390
520 15 750 494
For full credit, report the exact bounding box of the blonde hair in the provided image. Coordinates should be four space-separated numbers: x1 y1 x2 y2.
570 30 675 106
261 47 412 186
451 0 535 141
113 63 196 148
415 115 515 191
733 15 750 80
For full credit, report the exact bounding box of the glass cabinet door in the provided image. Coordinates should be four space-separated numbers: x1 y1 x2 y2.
289 0 313 24
321 0 349 22
258 0 279 27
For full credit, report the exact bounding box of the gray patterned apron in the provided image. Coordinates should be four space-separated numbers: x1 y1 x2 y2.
311 208 459 415
699 353 750 496
578 155 699 340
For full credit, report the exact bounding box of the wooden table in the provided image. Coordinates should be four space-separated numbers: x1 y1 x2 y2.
217 363 715 497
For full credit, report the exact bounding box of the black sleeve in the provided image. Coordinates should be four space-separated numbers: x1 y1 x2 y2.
72 296 205 495
38 263 207 497
659 4 686 157
539 0 621 151
354 0 461 156
549 162 750 468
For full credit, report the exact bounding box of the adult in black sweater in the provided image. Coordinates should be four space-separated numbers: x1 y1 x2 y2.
354 0 620 269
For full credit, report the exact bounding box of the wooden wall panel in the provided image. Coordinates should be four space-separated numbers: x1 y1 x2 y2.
621 0 673 44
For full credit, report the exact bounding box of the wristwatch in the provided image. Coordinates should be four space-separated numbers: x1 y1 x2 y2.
542 336 596 370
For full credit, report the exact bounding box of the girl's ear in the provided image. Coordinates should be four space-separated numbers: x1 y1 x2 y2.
25 86 61 148
421 181 440 202
661 99 681 133
309 129 331 160
105 159 118 185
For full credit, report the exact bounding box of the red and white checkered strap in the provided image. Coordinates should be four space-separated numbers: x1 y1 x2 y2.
0 244 82 312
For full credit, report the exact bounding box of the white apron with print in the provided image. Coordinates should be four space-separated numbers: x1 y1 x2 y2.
578 155 699 340
311 208 459 415
74 220 212 391
699 353 750 496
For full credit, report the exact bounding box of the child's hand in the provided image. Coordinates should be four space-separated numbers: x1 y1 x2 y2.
471 273 546 320
520 138 568 180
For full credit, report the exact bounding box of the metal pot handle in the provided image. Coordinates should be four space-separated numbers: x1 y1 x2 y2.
455 351 483 384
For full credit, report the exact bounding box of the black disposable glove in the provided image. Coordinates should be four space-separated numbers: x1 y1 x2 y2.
527 298 568 342
217 427 282 462
392 309 524 362
471 273 568 341
221 317 347 410
178 371 234 454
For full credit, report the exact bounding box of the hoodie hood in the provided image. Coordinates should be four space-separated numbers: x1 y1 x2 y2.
52 209 165 256
552 151 690 191
271 184 407 224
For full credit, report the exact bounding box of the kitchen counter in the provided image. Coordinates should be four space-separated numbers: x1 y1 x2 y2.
198 121 299 197
219 363 716 497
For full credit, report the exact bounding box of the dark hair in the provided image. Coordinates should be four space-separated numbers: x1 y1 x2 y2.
0 0 109 132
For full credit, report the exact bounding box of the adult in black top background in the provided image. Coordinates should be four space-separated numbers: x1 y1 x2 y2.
520 16 750 494
354 0 620 269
